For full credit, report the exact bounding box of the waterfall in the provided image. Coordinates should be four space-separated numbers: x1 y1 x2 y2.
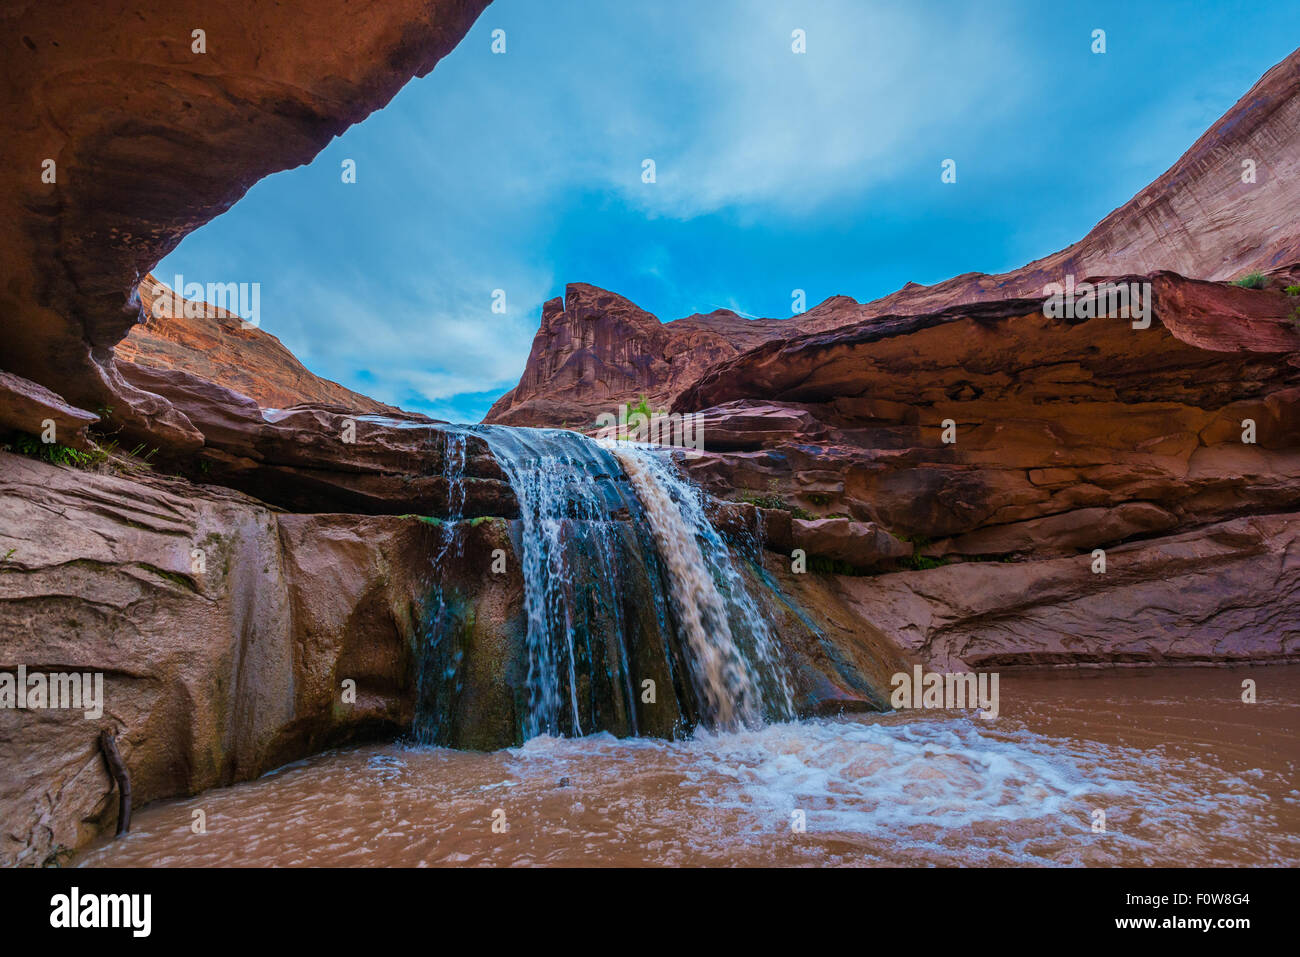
411 429 468 745
469 426 652 740
608 445 793 728
415 425 794 747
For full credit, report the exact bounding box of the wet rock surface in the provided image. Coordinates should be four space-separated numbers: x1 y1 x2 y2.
0 451 908 863
0 451 444 864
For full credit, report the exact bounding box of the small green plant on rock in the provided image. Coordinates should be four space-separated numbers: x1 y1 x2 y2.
627 395 656 423
401 514 443 527
735 492 814 520
1232 272 1267 289
10 434 109 468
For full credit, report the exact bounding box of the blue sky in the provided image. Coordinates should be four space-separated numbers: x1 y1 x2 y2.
156 0 1298 422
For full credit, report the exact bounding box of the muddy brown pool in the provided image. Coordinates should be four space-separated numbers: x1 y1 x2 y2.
75 666 1299 867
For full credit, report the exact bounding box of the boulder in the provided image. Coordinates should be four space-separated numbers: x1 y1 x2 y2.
792 518 912 569
0 371 99 451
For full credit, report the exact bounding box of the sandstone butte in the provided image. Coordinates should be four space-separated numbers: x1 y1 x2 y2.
0 1 1296 864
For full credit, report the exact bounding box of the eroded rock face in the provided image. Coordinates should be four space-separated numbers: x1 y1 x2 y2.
488 49 1300 429
832 512 1300 672
644 269 1300 678
0 450 520 866
1 0 490 447
115 277 398 414
485 284 798 428
674 274 1300 559
113 361 516 516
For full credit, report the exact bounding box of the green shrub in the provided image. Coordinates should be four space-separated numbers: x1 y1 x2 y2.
738 492 785 510
1232 272 1267 289
10 434 108 468
628 395 651 418
809 556 872 576
896 533 933 548
736 492 814 521
401 514 443 527
901 554 948 571
1284 285 1300 296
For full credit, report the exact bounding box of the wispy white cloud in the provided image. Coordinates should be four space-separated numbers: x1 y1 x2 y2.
263 260 550 410
155 0 1297 423
435 0 1031 219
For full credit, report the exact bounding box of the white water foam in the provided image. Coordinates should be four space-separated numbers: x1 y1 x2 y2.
610 445 794 728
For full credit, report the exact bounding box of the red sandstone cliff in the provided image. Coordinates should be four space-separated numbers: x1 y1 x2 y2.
484 284 793 427
486 47 1300 427
116 276 396 414
0 0 491 450
1 2 1297 868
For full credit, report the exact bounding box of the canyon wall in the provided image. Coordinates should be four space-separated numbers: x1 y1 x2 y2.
1 0 491 448
486 48 1300 428
115 277 398 414
1 0 496 868
0 450 475 865
2 1 1297 867
671 274 1300 667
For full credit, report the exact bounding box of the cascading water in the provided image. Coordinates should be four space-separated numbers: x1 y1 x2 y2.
608 445 794 727
411 429 469 745
413 424 795 747
468 426 656 740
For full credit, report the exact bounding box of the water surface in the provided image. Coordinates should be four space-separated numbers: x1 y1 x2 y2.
76 666 1299 867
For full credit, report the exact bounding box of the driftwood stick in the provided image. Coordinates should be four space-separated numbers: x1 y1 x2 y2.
99 730 131 835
